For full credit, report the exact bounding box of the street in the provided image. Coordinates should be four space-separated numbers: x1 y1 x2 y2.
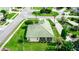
0 8 31 44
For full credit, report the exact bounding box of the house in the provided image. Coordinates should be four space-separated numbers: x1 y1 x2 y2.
26 19 54 42
72 7 79 12
0 7 10 11
0 13 4 21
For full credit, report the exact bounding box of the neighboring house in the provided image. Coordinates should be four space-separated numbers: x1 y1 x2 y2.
0 7 10 11
72 7 79 12
26 20 54 42
0 13 4 21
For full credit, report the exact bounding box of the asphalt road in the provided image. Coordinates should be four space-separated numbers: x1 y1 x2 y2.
0 8 31 43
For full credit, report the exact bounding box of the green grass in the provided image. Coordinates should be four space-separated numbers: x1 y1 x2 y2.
47 19 60 37
12 13 18 19
0 21 5 25
47 19 63 42
4 19 48 51
4 20 26 51
7 13 16 19
23 42 48 51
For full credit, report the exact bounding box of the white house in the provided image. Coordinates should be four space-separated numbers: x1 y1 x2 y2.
0 13 4 21
26 19 54 42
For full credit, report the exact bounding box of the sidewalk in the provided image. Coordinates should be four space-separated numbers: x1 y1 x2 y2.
50 18 63 35
67 19 78 26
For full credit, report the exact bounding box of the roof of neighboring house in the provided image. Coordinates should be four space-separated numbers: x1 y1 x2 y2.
0 13 4 20
26 19 54 37
0 7 10 11
72 7 79 12
0 13 3 15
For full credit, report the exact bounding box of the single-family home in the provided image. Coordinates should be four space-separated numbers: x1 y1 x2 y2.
26 19 54 42
72 7 79 12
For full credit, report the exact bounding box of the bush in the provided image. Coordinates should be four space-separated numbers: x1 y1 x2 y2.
32 8 59 16
25 19 39 25
60 41 74 51
61 28 67 39
73 40 79 51
0 10 6 14
71 34 77 38
56 7 63 10
18 40 23 43
70 26 79 31
47 19 55 26
40 8 52 14
25 20 33 25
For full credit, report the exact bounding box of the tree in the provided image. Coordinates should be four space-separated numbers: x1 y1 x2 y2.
61 28 67 40
40 8 52 14
0 10 7 15
60 41 74 51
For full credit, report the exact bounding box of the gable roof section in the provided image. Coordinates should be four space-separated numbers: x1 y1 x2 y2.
26 19 54 37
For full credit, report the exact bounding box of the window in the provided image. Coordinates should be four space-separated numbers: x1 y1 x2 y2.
39 37 46 42
47 37 52 42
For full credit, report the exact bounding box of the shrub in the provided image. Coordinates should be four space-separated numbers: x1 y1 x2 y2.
25 20 33 25
0 10 6 15
70 26 79 31
61 28 67 40
56 7 63 10
40 8 52 14
60 41 74 51
73 40 79 51
71 34 77 38
47 19 55 26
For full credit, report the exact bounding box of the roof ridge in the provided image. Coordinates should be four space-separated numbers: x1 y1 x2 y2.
39 22 54 37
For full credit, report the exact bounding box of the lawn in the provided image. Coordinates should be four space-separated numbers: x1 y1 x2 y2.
0 21 6 25
23 42 48 51
47 19 61 37
6 13 16 19
4 19 48 51
47 19 63 42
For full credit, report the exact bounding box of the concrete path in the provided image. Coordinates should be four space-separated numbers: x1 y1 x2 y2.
67 19 78 26
50 17 63 35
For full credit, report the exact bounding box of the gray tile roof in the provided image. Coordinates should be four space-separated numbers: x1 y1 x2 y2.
26 19 54 37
